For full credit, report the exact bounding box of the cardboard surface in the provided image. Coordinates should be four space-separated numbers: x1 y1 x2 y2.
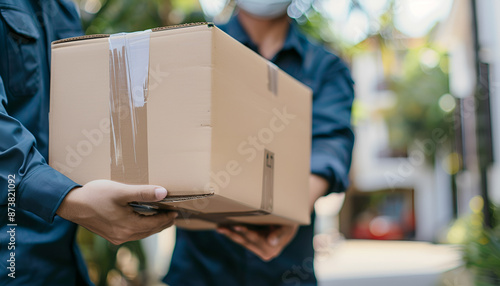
49 24 312 229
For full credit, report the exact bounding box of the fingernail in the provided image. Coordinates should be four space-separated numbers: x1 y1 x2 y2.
155 187 167 200
269 237 279 246
234 226 244 232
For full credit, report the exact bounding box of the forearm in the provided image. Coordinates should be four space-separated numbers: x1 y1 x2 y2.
310 57 354 194
309 174 329 212
0 78 79 222
17 164 80 222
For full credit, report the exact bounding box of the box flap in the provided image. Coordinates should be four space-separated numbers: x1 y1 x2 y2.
52 22 214 45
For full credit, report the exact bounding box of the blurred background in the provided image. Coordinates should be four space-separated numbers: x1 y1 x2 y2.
72 0 500 285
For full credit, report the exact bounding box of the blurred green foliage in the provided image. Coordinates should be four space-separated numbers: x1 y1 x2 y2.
75 0 205 34
78 228 148 286
299 1 453 159
464 228 500 285
446 196 500 285
384 46 451 158
462 206 500 285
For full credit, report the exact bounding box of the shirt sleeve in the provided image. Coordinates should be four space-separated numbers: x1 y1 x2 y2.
0 76 80 223
310 56 355 194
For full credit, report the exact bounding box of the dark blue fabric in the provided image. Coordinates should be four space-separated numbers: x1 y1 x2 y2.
0 0 92 285
164 16 354 286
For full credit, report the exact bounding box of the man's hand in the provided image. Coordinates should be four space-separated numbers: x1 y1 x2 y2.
216 175 329 261
56 180 177 245
216 224 299 261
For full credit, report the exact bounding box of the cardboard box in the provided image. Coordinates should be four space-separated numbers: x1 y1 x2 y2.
49 23 312 229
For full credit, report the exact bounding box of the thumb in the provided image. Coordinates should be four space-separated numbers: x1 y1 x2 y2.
119 185 168 203
267 226 289 246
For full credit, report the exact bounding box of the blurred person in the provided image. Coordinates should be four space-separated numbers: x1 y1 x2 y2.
0 1 177 285
164 0 355 285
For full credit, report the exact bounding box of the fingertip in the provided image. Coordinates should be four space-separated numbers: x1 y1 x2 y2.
268 236 279 246
233 226 246 232
154 187 167 201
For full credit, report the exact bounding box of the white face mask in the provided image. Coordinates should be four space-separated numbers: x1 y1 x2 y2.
236 0 292 19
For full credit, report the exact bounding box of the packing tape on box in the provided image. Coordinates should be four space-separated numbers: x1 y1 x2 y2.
109 30 151 184
267 62 278 96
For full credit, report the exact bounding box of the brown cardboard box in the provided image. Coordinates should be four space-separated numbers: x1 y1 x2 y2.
49 23 312 229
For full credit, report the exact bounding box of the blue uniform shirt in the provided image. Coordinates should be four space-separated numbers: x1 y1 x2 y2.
0 0 92 285
164 16 354 286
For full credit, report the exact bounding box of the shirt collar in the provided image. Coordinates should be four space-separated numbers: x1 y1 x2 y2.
224 15 306 59
282 21 305 57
